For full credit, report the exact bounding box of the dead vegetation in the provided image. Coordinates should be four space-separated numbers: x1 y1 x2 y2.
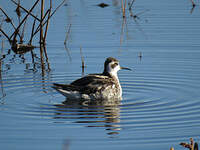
170 138 199 150
0 0 66 74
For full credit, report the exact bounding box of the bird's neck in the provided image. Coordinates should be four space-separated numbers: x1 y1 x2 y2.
103 70 122 97
103 71 119 82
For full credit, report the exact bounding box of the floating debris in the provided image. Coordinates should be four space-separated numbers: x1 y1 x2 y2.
97 3 109 8
180 138 199 150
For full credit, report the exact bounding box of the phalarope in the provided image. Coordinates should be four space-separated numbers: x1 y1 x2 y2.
52 57 131 101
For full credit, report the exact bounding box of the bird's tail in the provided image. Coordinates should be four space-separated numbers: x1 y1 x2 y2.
52 83 81 99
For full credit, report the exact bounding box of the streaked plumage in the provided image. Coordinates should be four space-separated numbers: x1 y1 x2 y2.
52 57 131 101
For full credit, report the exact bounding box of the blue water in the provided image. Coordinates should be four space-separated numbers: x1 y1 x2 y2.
1 0 200 150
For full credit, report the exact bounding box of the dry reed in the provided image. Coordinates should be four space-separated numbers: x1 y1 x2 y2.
0 0 70 74
11 0 41 22
121 0 127 18
40 0 45 75
43 0 52 42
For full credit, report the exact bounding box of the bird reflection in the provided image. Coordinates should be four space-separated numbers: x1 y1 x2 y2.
53 98 121 136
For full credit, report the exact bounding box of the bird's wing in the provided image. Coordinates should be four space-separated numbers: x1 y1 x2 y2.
70 74 109 86
52 83 80 91
71 74 114 94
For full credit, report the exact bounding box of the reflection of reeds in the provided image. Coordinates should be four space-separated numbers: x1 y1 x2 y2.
0 40 6 100
80 46 86 76
139 52 142 61
64 24 71 45
64 24 72 61
0 40 4 72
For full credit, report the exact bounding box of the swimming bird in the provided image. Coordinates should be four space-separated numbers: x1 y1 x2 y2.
52 57 131 101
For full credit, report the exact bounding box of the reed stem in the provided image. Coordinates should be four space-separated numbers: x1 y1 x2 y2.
43 0 52 43
0 29 11 42
29 15 37 45
11 0 41 22
0 7 21 39
121 0 126 18
10 0 40 40
40 0 45 74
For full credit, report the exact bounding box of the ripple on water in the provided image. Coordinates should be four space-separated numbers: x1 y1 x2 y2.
120 71 200 133
1 67 200 145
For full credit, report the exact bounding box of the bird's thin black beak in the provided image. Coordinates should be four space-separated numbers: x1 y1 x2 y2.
120 67 132 71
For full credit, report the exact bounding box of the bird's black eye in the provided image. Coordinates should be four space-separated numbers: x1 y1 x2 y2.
115 63 118 66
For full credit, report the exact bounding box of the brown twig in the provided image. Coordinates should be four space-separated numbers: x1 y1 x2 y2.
33 0 67 36
40 0 44 45
121 0 126 18
40 0 45 75
0 7 21 39
0 7 16 30
29 15 37 45
43 0 52 43
15 0 21 18
124 0 127 16
29 15 36 65
50 0 67 19
0 40 6 100
20 19 27 43
32 9 50 37
0 28 11 42
10 0 40 40
11 0 41 22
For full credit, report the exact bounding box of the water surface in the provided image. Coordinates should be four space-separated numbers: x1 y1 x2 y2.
0 0 200 150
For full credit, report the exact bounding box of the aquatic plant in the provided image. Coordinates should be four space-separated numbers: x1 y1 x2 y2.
0 0 66 74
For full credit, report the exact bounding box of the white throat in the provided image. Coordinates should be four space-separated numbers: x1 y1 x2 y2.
107 64 120 79
109 70 119 80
